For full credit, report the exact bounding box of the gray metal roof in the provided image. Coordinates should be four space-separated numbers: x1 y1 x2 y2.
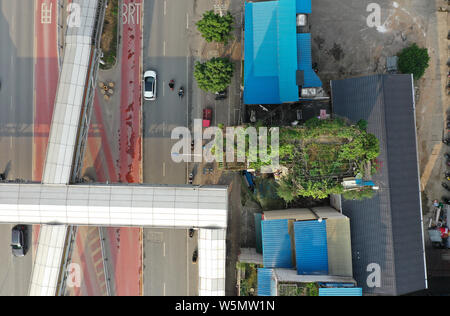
331 74 427 296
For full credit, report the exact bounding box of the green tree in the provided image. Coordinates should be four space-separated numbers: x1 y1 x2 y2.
196 11 234 44
397 43 430 80
194 58 234 92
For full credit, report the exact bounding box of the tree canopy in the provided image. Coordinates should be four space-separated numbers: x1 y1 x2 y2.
196 11 234 44
397 43 430 80
194 58 234 92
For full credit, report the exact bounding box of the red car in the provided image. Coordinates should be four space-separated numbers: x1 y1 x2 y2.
202 108 212 127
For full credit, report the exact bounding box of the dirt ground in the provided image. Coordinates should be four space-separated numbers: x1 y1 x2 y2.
311 0 450 286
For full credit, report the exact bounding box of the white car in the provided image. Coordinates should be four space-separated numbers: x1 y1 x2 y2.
144 70 157 101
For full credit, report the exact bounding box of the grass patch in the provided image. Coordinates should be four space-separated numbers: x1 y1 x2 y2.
99 0 119 70
237 263 260 296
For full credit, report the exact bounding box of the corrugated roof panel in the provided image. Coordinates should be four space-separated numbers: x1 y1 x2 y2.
294 220 328 275
257 268 274 296
254 213 263 254
243 2 281 104
332 75 426 295
277 0 299 102
262 219 293 268
297 33 322 88
319 287 363 296
296 0 312 14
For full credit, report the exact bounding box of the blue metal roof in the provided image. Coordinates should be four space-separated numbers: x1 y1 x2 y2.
296 0 312 14
262 219 293 268
254 213 263 253
297 33 322 88
294 220 329 275
277 0 299 102
244 0 299 105
319 288 363 296
257 268 276 296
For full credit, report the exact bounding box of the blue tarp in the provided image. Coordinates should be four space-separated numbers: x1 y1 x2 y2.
294 220 329 275
297 33 322 88
319 288 363 296
262 219 293 268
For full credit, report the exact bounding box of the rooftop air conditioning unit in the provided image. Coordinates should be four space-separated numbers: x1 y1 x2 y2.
296 14 307 26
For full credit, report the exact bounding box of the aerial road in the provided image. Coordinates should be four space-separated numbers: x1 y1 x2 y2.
142 0 192 185
0 0 36 296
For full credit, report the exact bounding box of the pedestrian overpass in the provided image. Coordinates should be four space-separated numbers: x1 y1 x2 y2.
0 0 227 296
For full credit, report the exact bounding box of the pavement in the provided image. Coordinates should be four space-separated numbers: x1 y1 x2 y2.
0 0 35 181
81 0 144 296
33 0 59 182
142 0 191 185
142 0 243 185
0 224 33 296
64 227 108 296
143 228 198 296
0 0 36 296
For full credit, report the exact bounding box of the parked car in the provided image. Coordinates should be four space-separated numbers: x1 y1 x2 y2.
143 70 157 101
215 90 227 100
11 225 27 257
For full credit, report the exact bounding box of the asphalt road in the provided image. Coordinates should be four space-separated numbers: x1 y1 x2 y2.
143 228 198 296
142 0 192 185
0 0 35 296
0 224 33 296
0 0 34 181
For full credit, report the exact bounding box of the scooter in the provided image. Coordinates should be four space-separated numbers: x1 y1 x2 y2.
443 138 450 145
178 87 184 98
189 228 195 238
188 172 193 184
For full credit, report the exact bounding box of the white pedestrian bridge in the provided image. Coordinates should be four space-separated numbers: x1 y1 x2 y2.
0 183 228 296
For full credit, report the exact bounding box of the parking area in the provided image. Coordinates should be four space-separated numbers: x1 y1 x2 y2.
310 0 434 90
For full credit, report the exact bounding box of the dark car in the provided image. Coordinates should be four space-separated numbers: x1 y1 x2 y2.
11 225 27 257
215 90 227 100
192 249 198 264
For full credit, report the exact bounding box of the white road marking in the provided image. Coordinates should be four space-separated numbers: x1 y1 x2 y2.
186 13 189 29
10 137 13 149
163 41 166 56
162 162 166 177
164 0 166 16
163 242 166 256
163 282 166 296
163 81 165 96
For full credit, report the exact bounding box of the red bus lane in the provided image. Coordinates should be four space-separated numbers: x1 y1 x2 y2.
108 0 143 296
33 0 59 255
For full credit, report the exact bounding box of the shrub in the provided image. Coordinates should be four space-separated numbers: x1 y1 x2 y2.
397 43 430 80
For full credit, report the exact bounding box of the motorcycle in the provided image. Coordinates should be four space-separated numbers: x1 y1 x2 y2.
188 172 193 184
444 138 450 145
189 228 195 238
169 79 175 91
178 87 184 98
